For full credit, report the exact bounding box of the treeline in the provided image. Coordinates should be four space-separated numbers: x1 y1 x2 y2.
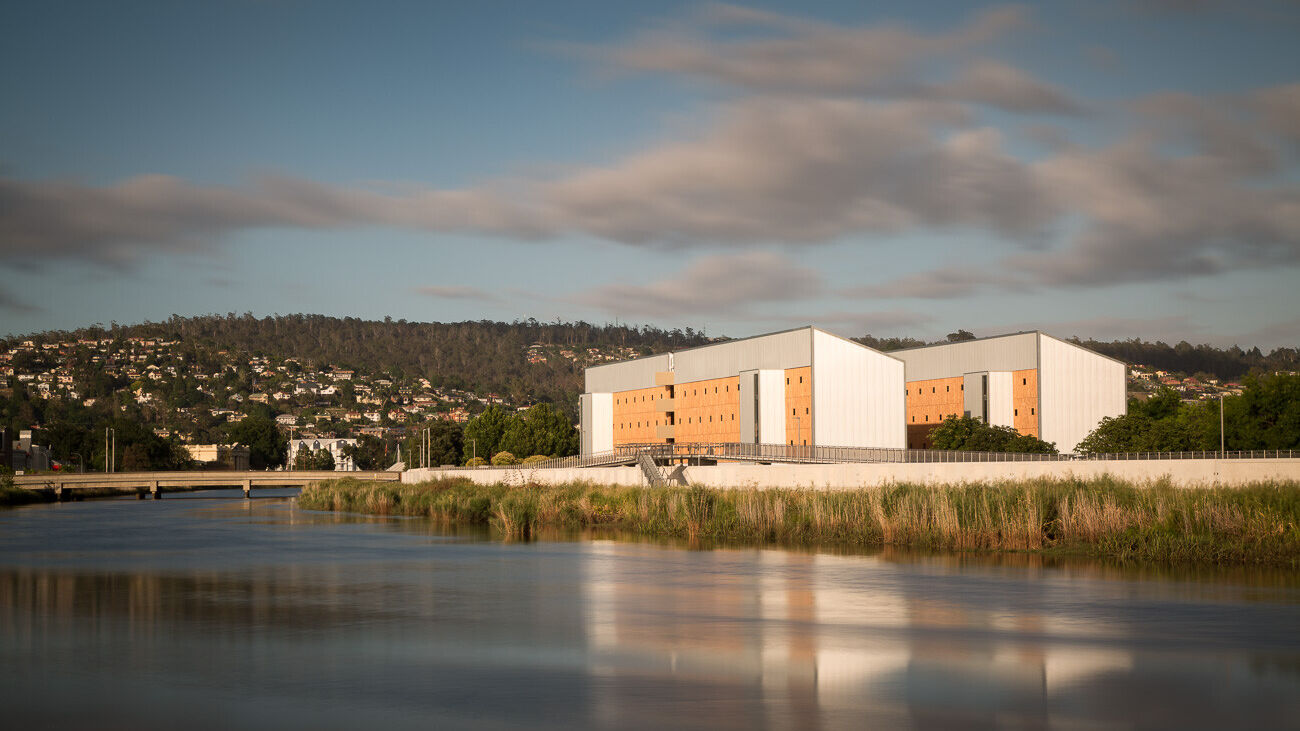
1070 337 1299 382
853 331 1298 382
8 314 714 414
1077 373 1299 453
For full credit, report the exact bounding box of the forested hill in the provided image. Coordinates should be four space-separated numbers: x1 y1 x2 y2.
11 315 1297 396
14 314 715 408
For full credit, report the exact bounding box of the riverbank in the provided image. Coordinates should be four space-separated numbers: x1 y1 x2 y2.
299 477 1300 566
0 483 209 507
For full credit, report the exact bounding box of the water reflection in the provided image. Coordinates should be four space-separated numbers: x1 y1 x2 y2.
0 495 1297 729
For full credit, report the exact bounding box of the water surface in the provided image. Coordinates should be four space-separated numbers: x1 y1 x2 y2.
1 490 1297 729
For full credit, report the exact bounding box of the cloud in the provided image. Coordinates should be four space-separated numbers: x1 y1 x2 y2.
0 96 1056 262
845 266 1023 300
927 61 1082 115
787 308 935 335
0 286 40 314
592 4 1080 115
568 251 822 317
414 285 501 302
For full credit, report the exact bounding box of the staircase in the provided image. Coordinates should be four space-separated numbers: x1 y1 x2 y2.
637 452 666 487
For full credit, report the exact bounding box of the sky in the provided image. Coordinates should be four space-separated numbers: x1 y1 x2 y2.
2 0 1299 349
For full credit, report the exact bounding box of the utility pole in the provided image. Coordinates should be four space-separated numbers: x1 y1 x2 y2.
1220 393 1225 456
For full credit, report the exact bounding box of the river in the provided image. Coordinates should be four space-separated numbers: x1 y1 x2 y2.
1 490 1297 730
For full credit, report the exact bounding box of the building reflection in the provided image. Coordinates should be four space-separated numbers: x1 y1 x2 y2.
580 544 1148 727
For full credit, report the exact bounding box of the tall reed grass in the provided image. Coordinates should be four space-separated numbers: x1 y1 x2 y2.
297 477 1300 566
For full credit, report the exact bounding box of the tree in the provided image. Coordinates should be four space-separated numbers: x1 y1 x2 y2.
225 415 288 469
946 329 976 343
463 406 511 461
929 415 1057 453
497 403 578 457
1226 373 1300 450
340 434 387 470
310 449 335 471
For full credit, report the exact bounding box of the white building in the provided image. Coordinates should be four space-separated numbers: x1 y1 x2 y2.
287 438 359 471
580 327 906 455
891 332 1126 453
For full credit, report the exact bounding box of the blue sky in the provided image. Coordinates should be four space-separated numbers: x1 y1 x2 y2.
3 1 1298 349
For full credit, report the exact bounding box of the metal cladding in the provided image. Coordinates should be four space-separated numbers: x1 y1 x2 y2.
894 332 1126 452
582 327 907 454
581 327 1126 456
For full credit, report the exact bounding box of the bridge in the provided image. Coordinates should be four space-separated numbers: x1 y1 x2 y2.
11 470 400 500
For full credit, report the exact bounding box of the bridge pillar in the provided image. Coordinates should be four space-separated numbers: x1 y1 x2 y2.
151 480 161 500
54 483 65 502
243 480 252 499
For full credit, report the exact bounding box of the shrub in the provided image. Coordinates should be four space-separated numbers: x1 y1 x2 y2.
490 451 518 466
522 455 550 465
464 456 488 467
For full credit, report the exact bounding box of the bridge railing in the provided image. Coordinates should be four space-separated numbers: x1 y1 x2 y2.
444 444 1299 471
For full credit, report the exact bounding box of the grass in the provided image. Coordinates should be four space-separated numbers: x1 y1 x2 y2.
297 477 1300 567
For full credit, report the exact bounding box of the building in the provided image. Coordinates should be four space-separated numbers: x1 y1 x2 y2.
892 332 1126 453
287 438 358 471
579 327 905 455
183 444 251 471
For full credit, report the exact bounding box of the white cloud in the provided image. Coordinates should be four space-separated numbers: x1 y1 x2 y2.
568 251 822 317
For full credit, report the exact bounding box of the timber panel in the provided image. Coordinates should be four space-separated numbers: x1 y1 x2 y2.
784 366 812 446
905 376 965 428
612 385 672 446
675 376 741 443
1013 368 1039 438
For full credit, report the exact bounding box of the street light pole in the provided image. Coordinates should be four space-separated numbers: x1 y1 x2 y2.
1220 393 1225 457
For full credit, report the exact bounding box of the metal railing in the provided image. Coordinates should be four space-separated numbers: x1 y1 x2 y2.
431 444 1299 471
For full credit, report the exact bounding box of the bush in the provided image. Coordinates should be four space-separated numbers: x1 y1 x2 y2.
522 455 550 465
490 451 518 466
464 456 487 467
930 415 1057 453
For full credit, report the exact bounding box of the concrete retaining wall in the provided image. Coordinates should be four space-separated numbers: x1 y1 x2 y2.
404 459 1300 490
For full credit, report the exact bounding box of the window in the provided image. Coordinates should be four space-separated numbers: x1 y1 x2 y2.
799 376 803 383
805 407 809 414
792 408 797 415
946 386 949 392
709 415 712 422
726 385 729 392
731 414 734 420
786 378 790 385
1014 409 1018 416
932 387 935 393
1031 408 1035 415
912 416 916 423
1022 378 1027 385
714 386 718 394
961 384 964 390
925 415 929 422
